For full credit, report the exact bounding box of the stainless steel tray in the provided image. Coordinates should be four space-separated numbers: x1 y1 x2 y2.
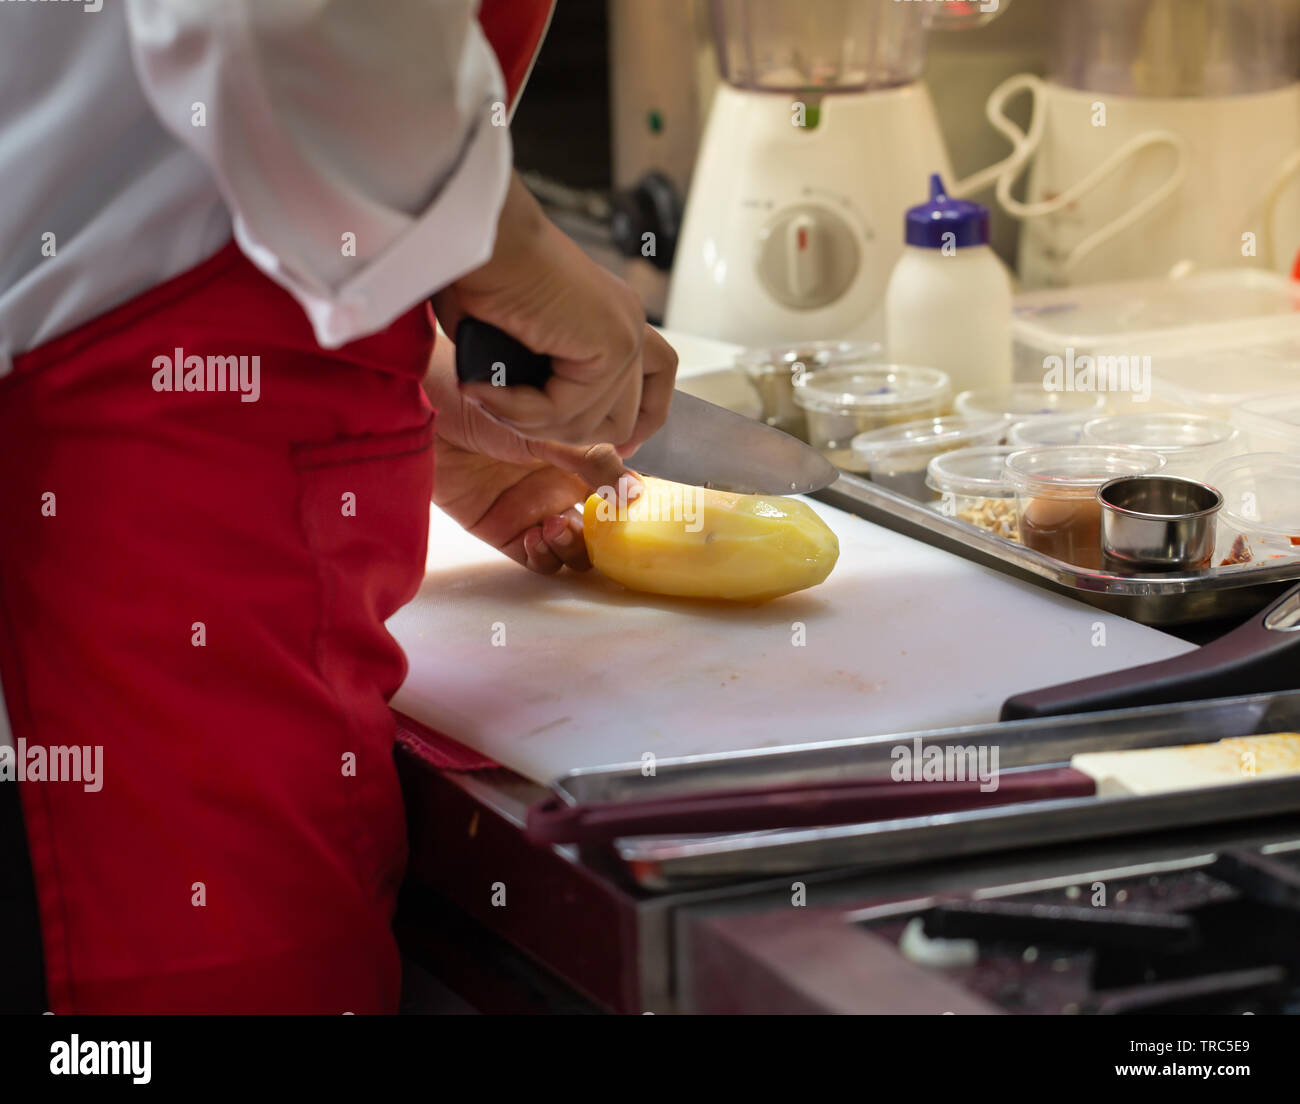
550 691 1300 891
815 473 1300 626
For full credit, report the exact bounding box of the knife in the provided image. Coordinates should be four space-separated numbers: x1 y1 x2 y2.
453 318 838 495
524 732 1300 845
1000 582 1300 720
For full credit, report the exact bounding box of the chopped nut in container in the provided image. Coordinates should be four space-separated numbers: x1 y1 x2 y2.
957 496 1021 541
927 446 1021 542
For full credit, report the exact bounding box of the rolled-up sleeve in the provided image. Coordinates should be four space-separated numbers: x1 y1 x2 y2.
125 0 512 348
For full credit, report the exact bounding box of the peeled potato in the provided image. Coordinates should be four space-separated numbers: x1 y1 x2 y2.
582 476 839 601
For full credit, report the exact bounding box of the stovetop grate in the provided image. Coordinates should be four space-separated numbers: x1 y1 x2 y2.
861 845 1300 1014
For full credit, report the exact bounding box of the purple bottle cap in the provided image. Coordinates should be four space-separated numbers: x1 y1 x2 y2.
905 173 990 249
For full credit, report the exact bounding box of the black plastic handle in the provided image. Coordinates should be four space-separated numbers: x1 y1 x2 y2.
1000 582 1300 720
453 318 552 389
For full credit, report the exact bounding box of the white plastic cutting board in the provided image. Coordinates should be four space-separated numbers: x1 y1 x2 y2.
388 502 1195 784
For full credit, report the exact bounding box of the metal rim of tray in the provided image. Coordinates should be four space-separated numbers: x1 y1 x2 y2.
814 473 1300 624
549 690 1300 892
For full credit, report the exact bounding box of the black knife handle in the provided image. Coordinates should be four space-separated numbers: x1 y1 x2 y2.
1000 582 1300 720
454 318 553 389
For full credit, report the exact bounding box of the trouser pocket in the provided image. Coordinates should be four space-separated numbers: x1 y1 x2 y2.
291 413 436 899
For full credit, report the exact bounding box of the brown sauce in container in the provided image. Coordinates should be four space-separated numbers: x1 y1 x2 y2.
1020 496 1103 569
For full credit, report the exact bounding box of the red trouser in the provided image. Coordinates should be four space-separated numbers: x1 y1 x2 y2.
0 0 554 1013
0 242 436 1011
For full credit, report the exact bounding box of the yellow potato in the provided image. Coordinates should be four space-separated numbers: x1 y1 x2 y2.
582 476 839 602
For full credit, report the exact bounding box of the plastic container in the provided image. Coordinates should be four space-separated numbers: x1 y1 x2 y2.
1206 453 1300 566
925 445 1020 540
1081 413 1240 481
1004 446 1167 570
1010 270 1300 405
1141 319 1300 416
956 384 1107 426
1007 414 1090 447
850 416 1005 500
792 363 951 472
736 340 882 440
885 174 1012 395
1232 393 1300 456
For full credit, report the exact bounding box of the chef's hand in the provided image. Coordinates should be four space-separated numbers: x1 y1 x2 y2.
431 173 677 455
425 339 642 574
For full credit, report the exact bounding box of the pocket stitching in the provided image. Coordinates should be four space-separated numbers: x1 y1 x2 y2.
291 414 435 472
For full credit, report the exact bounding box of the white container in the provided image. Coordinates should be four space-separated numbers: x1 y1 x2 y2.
1140 319 1300 416
1010 269 1300 410
886 175 1012 396
1233 394 1300 455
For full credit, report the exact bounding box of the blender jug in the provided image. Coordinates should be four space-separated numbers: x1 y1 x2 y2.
972 0 1300 284
1050 0 1300 97
666 0 1006 347
710 0 1003 92
709 0 928 93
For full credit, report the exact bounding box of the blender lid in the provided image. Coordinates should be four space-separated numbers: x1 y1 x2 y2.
904 173 990 249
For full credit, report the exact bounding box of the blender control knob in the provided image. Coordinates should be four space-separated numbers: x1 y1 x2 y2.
756 204 860 310
610 171 681 272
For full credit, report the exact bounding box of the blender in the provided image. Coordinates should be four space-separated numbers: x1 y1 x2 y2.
665 0 1004 347
972 0 1300 286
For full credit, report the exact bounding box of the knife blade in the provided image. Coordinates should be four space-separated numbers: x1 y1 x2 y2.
626 389 837 494
454 318 838 495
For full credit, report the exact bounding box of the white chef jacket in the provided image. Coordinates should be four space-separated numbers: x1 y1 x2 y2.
0 0 514 373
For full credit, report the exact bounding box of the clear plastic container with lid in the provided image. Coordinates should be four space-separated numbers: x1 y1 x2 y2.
849 416 1004 500
1004 446 1167 569
792 363 951 472
926 445 1020 541
1081 413 1241 480
956 385 1107 426
1206 453 1300 565
1140 319 1300 416
736 340 882 440
1007 414 1090 448
1010 270 1300 404
1232 393 1300 455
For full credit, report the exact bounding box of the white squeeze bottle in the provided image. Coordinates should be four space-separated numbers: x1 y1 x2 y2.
885 173 1012 391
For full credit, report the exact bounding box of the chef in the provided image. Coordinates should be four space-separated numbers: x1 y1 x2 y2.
0 0 674 1012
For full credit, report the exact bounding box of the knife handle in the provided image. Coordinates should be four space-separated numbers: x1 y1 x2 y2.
454 318 553 389
1000 581 1300 721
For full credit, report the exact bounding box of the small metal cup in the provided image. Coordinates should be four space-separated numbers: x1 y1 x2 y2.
1098 475 1224 573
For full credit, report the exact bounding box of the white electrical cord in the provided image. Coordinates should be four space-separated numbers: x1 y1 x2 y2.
951 73 1190 275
